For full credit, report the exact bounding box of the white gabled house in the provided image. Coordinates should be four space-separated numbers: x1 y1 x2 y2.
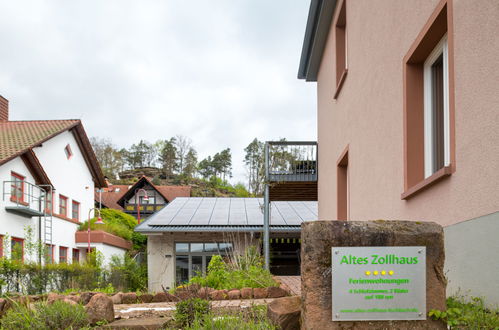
0 95 129 264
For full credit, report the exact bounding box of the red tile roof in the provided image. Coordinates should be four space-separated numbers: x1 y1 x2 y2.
95 185 130 210
97 178 191 212
156 185 191 202
0 120 80 164
0 119 107 187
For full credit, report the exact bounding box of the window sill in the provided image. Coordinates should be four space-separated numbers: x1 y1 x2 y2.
53 213 80 224
334 68 348 99
401 166 452 200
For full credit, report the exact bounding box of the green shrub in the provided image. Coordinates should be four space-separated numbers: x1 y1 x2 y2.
78 208 136 240
0 257 103 295
1 300 89 330
175 298 211 328
189 248 277 290
0 251 144 296
78 209 147 251
109 254 147 292
429 296 499 329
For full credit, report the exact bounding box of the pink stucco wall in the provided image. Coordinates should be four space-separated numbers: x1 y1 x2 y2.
316 0 499 226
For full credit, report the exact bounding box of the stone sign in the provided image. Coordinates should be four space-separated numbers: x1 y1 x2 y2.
301 220 447 329
332 246 426 321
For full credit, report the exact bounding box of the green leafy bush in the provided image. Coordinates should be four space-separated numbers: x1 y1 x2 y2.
0 257 103 295
109 254 147 292
189 248 277 290
0 251 144 295
429 296 499 329
78 208 147 251
175 298 211 328
1 300 89 330
78 208 136 240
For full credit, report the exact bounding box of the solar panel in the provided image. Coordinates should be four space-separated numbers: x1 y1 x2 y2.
209 198 230 225
144 198 318 228
246 198 264 225
147 197 188 225
168 198 202 225
189 198 217 225
273 202 302 225
228 198 247 225
290 201 318 221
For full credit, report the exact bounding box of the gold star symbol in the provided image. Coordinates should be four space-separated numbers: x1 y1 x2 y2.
373 271 379 276
365 270 371 276
381 270 386 276
389 270 394 276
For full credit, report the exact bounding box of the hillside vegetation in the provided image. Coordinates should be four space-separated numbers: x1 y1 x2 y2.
110 167 252 198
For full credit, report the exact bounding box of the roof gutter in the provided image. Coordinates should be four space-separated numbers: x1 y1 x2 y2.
297 0 337 81
135 225 302 234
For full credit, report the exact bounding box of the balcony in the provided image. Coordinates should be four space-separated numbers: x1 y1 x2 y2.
123 203 165 214
2 180 48 217
75 230 132 250
265 141 318 201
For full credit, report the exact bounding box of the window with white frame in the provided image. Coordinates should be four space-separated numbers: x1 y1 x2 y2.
423 34 450 178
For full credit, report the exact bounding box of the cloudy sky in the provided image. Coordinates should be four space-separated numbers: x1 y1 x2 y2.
0 1 317 184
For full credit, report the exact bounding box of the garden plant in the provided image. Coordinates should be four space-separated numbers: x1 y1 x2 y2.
188 246 277 290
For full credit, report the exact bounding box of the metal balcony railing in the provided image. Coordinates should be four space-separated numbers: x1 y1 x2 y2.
2 180 47 217
265 141 318 182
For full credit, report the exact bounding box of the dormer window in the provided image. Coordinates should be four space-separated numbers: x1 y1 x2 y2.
64 144 73 159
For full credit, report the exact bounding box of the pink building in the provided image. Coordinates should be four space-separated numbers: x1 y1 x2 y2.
298 0 499 305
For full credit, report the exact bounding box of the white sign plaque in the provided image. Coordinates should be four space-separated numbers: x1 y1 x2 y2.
332 246 426 321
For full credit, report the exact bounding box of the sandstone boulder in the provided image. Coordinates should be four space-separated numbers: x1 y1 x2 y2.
65 294 81 304
47 292 64 304
121 292 138 304
80 291 97 305
111 292 123 304
152 292 170 302
138 293 153 303
62 298 78 306
209 289 228 300
197 287 214 299
240 288 253 299
253 287 268 299
267 286 287 298
29 295 43 302
301 220 447 330
85 293 115 325
175 290 192 301
267 296 301 330
227 289 241 300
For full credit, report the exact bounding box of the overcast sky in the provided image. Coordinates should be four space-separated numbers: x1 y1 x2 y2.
0 1 317 184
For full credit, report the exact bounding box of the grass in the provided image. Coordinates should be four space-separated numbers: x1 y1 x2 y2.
0 299 89 330
168 303 276 330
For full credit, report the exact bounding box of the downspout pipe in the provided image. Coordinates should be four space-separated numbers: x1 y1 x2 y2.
264 143 270 270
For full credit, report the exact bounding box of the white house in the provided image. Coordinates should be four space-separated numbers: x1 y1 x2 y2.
0 95 129 264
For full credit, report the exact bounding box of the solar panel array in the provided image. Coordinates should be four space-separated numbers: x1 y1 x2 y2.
146 197 318 226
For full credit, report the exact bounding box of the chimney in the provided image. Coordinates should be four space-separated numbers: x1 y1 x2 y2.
0 95 8 122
